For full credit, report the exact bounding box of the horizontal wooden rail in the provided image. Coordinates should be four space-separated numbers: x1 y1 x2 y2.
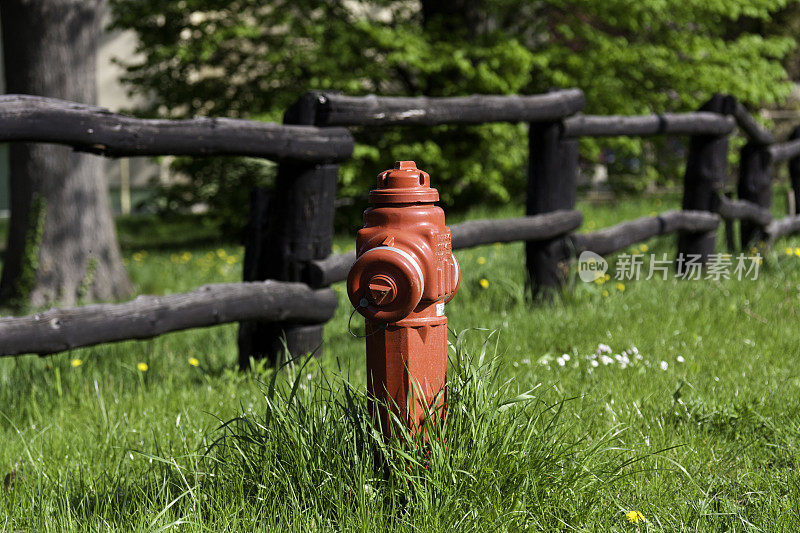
561 113 736 138
768 138 800 163
314 89 586 126
716 195 772 226
307 209 583 287
0 281 336 357
766 214 800 244
0 95 354 162
732 101 775 145
570 210 720 256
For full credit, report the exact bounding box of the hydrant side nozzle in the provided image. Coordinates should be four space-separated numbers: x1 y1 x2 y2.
346 246 424 323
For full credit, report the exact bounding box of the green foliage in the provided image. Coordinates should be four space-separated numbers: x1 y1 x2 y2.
4 194 46 313
109 0 798 226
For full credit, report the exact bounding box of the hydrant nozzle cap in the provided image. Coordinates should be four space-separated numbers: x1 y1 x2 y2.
370 160 439 204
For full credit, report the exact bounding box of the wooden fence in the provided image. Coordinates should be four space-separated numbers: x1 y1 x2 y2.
1 89 800 365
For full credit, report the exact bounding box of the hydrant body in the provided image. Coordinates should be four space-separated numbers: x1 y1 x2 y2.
347 161 459 439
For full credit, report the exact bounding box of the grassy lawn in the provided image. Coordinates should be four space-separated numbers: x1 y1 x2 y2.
2 194 800 530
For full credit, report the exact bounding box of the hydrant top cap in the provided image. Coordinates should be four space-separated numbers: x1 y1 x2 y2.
370 160 439 204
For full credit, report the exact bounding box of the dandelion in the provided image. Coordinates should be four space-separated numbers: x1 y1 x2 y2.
594 275 605 284
477 256 486 265
71 358 83 368
602 290 609 297
625 510 645 524
639 244 649 253
137 362 149 372
616 282 625 292
795 248 800 257
660 361 668 371
479 278 490 289
786 247 794 256
605 273 610 281
188 357 200 367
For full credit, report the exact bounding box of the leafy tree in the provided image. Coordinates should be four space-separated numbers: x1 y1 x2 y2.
110 0 798 228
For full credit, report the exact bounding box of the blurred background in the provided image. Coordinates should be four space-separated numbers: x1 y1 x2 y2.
2 0 800 231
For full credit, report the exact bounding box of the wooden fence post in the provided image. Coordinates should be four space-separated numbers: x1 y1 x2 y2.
789 125 800 216
737 141 773 248
526 120 579 297
677 94 733 265
238 92 340 368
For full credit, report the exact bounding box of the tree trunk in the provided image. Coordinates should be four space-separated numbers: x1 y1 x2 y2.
0 0 131 311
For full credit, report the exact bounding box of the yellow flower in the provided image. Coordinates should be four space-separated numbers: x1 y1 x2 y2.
625 510 645 524
137 362 149 372
71 358 83 368
479 278 490 289
132 252 144 262
216 248 227 259
604 273 610 281
616 282 625 292
602 290 609 297
477 256 486 265
786 247 793 256
188 357 200 367
593 275 605 284
639 244 648 253
795 248 800 257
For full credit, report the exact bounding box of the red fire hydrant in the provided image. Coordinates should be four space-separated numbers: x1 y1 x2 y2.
347 161 459 439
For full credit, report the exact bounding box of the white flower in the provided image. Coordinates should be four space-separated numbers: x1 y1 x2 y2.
562 354 571 361
591 360 599 368
598 343 612 354
660 361 669 371
676 356 685 363
600 355 614 365
556 357 566 367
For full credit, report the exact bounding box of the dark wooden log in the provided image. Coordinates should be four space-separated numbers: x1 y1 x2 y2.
789 126 800 214
716 195 772 226
526 120 579 297
732 100 775 146
768 138 800 163
737 142 773 247
238 92 342 368
561 112 735 138
571 210 720 256
315 89 585 126
766 215 800 244
677 94 733 267
0 281 336 357
0 94 353 162
306 210 584 287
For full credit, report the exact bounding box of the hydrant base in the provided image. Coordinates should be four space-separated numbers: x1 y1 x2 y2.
366 315 448 439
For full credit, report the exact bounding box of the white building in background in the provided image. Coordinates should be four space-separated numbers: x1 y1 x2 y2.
0 7 161 217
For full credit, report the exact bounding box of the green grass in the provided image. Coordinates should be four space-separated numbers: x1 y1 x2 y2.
2 194 800 530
